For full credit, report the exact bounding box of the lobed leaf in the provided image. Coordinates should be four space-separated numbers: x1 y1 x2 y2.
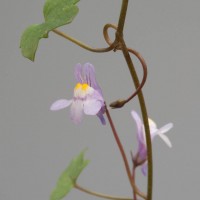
20 0 80 61
50 150 89 200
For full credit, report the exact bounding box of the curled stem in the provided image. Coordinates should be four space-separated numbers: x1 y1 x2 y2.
103 24 148 109
109 47 148 108
74 183 132 200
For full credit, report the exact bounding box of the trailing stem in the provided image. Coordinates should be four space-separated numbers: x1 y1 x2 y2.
116 1 153 200
117 34 153 200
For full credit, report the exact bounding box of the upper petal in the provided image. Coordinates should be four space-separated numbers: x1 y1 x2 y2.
83 63 103 96
50 99 72 111
131 110 145 144
74 63 83 83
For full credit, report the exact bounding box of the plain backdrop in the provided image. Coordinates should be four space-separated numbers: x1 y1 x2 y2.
1 0 200 200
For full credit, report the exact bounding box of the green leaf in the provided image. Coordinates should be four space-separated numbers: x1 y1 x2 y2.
20 0 80 61
20 24 49 61
43 0 79 25
50 150 89 200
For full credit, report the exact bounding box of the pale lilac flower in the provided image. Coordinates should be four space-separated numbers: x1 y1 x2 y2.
50 63 106 125
131 110 173 175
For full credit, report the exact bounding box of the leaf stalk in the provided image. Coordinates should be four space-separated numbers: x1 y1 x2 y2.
75 183 132 200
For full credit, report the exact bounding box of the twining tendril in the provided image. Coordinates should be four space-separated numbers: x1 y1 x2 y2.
104 14 152 200
102 24 148 109
53 25 147 109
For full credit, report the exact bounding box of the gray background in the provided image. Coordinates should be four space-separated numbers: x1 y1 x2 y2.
1 0 199 199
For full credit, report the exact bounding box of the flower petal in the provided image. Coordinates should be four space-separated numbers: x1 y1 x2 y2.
159 123 173 134
157 133 172 148
131 110 145 144
74 63 83 83
131 111 148 161
70 100 84 124
97 112 106 125
83 63 103 96
148 118 157 128
148 118 158 139
91 89 104 102
50 99 72 111
83 99 102 115
156 123 173 147
141 162 148 176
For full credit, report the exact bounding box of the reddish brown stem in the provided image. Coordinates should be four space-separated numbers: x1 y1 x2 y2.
105 107 146 200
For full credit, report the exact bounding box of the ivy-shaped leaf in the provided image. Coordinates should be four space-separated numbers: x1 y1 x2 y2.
50 150 89 200
20 0 80 61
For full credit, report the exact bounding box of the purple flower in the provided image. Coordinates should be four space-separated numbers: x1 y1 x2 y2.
131 110 173 175
50 63 106 125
